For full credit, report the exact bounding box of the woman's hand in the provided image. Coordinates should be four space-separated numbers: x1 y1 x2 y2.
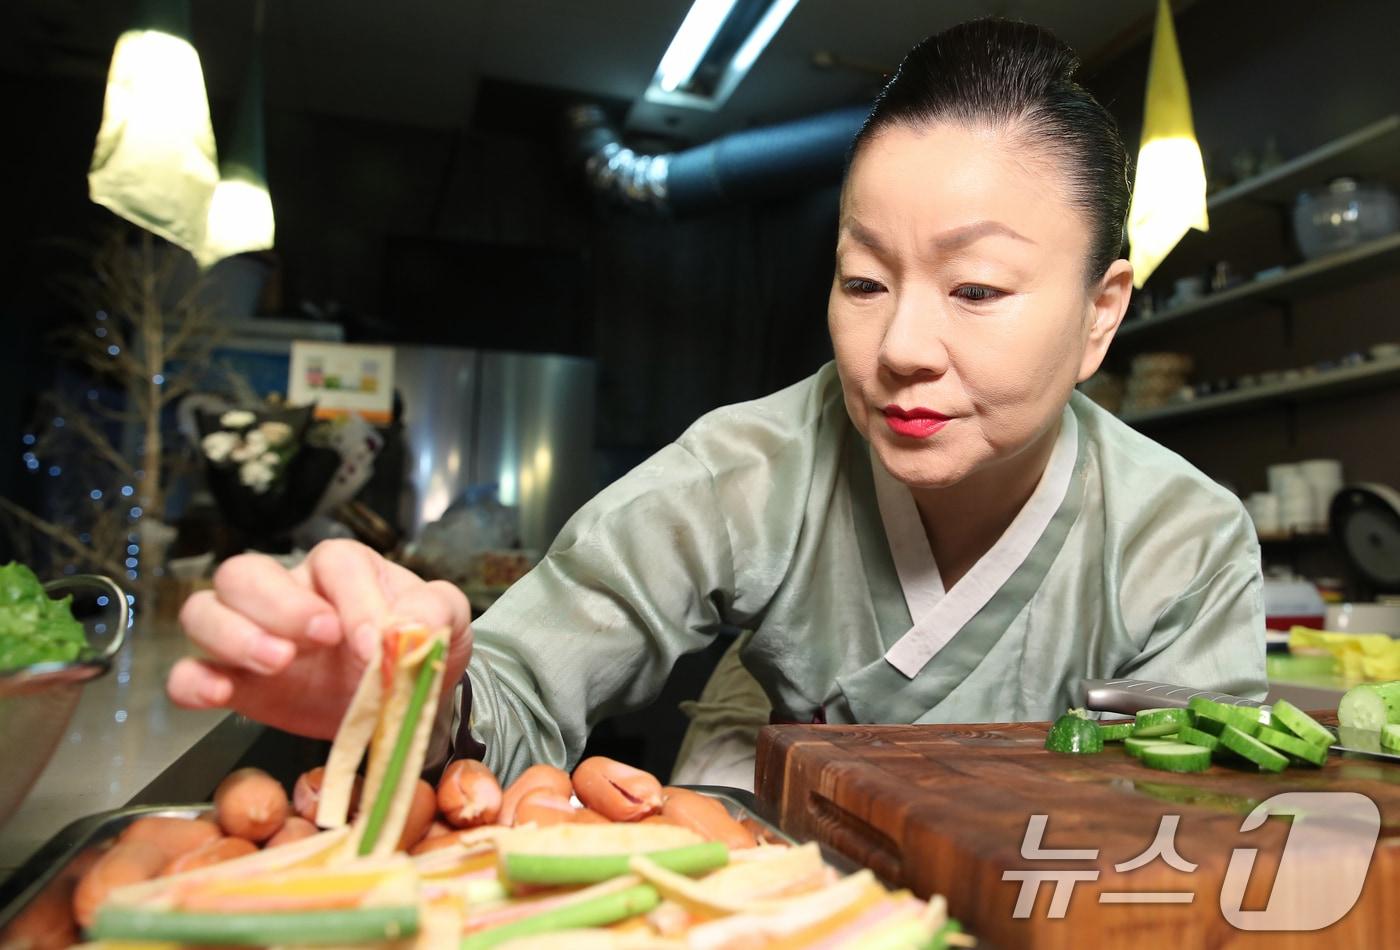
166 540 473 740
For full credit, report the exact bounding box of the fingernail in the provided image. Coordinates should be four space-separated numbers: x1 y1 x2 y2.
250 636 295 673
306 613 339 645
351 623 378 663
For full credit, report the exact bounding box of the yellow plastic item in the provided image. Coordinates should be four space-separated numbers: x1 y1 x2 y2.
1289 627 1400 682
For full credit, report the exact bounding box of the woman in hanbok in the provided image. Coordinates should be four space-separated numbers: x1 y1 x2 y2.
168 19 1266 787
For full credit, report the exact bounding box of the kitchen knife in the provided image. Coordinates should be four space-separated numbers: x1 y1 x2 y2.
1080 677 1400 764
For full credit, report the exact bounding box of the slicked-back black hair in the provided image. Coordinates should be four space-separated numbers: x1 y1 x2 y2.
851 18 1131 282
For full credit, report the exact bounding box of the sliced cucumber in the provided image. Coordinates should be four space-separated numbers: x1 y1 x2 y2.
1268 699 1335 748
1098 722 1135 742
1046 712 1104 754
1382 724 1400 753
1219 725 1289 772
1256 726 1328 767
1124 737 1179 758
1188 697 1262 736
1177 725 1220 752
1337 682 1400 731
1133 708 1192 737
1140 743 1212 773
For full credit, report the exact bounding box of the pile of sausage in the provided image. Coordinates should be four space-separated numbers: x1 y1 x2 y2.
57 756 768 935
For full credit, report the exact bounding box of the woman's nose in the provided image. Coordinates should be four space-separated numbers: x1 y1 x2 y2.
879 290 949 380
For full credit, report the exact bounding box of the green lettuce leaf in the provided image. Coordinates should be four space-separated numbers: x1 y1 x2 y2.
0 562 88 670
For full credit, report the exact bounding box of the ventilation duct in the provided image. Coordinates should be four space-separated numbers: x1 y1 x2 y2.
566 103 868 214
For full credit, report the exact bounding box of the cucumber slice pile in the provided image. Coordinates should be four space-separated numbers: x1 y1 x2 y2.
1219 726 1289 772
1138 743 1212 773
1255 726 1328 767
1177 725 1220 752
1133 708 1192 737
1045 693 1339 776
1098 722 1135 741
1269 699 1335 748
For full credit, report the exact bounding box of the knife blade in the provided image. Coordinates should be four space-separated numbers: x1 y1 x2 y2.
1080 677 1400 764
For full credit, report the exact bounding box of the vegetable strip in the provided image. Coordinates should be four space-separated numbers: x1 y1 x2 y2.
359 638 446 855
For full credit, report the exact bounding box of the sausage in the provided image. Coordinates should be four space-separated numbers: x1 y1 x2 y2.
571 757 663 821
572 808 611 825
162 835 259 875
661 787 757 850
265 816 319 848
511 788 578 827
117 816 222 862
213 768 289 842
423 820 453 840
1 876 77 950
292 767 363 824
72 841 167 928
438 759 503 827
499 764 572 826
395 779 438 851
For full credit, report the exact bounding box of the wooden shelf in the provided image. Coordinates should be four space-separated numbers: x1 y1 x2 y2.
1120 355 1400 428
1207 115 1400 218
1117 231 1400 340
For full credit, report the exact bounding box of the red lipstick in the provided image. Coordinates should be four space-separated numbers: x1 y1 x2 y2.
883 404 950 439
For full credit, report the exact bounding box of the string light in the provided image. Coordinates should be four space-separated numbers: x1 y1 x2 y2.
152 373 165 385
22 452 35 462
90 489 103 500
96 327 108 338
48 465 61 477
126 544 139 555
96 595 110 606
25 459 38 471
129 506 144 518
121 485 134 497
108 345 121 357
96 311 108 321
52 417 65 428
21 434 35 445
125 557 138 568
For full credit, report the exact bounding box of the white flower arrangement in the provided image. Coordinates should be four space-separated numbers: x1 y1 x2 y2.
201 411 297 495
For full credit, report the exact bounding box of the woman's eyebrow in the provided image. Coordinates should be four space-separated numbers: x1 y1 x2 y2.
931 220 1036 250
838 218 1036 254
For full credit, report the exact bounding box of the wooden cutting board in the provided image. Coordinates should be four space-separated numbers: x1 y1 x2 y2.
754 720 1400 949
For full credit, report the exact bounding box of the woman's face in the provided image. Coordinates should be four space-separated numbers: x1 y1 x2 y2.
829 121 1130 490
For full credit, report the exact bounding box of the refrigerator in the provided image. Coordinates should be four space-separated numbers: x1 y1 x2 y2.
393 347 596 553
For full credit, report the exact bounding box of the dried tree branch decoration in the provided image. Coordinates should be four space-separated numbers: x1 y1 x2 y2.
3 225 233 598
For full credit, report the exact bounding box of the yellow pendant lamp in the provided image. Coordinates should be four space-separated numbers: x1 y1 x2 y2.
197 38 275 269
88 0 218 256
1126 0 1209 287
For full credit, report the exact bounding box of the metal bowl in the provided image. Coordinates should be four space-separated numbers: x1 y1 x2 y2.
0 575 128 829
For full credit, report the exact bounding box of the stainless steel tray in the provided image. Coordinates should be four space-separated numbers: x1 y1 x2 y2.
0 788 810 942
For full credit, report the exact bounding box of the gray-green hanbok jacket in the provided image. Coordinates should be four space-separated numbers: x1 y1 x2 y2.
453 362 1267 783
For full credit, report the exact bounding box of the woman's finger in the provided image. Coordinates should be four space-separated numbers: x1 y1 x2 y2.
179 591 298 675
211 553 341 646
167 655 235 709
303 540 393 661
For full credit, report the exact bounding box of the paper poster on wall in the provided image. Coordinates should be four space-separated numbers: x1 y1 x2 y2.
288 341 395 423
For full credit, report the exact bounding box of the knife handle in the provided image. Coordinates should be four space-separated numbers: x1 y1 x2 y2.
1081 678 1267 715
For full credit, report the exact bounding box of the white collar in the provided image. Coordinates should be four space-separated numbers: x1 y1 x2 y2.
872 405 1079 678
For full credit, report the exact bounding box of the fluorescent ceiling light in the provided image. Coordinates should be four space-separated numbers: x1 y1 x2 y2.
656 0 739 93
646 0 800 110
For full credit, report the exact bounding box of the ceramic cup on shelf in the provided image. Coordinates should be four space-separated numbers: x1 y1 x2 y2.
1246 492 1283 537
1298 459 1344 529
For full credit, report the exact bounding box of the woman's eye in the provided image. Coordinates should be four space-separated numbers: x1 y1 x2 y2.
842 278 885 295
953 284 1004 302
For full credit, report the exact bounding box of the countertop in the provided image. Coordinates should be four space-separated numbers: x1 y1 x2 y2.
0 613 263 880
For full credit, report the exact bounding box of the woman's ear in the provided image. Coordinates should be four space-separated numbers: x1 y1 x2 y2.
1077 258 1134 383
